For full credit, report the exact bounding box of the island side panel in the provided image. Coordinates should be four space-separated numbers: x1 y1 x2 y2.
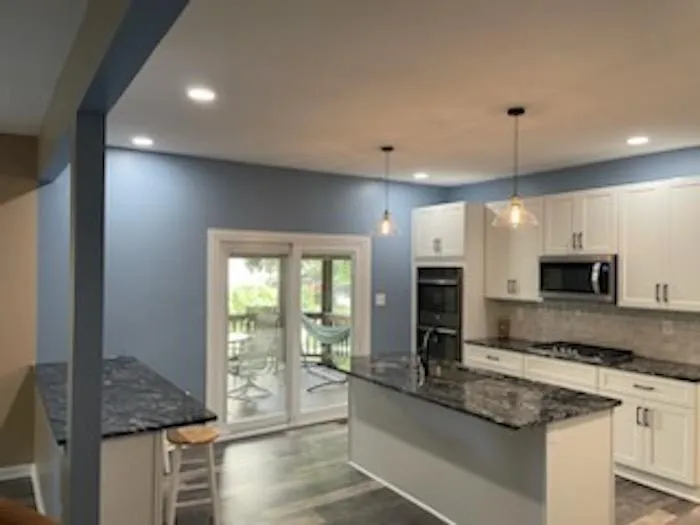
348 377 546 525
101 433 163 525
545 410 615 525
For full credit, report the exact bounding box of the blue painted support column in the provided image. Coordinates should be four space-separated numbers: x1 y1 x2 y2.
66 111 106 524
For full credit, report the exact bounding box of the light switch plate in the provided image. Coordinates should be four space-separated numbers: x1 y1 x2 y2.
375 293 386 307
662 320 674 336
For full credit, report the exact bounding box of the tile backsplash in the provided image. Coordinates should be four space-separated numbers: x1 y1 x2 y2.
487 300 700 365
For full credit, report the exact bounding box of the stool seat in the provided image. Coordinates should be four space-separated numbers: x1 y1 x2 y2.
166 425 219 445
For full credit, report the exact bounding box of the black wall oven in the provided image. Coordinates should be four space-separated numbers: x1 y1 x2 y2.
417 267 463 362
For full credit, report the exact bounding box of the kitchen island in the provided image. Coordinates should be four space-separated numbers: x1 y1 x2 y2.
331 356 620 525
33 356 216 524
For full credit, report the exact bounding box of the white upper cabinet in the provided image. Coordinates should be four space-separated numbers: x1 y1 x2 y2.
543 194 576 255
619 176 700 313
543 189 618 255
484 198 543 301
412 202 466 259
667 177 700 312
618 182 666 309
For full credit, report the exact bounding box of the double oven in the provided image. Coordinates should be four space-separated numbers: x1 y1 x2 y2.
416 266 463 362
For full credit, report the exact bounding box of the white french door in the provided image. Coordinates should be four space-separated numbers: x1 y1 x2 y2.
206 230 371 437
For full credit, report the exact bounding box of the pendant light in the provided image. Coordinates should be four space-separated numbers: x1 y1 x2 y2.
492 106 538 229
376 145 399 236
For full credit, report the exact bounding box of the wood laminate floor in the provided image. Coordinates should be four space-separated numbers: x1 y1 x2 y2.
3 422 700 524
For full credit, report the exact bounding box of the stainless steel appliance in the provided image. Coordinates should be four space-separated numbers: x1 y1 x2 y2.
539 254 617 303
528 341 633 366
416 266 462 362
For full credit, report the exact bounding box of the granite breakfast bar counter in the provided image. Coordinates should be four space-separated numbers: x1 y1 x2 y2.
333 356 621 525
33 356 216 524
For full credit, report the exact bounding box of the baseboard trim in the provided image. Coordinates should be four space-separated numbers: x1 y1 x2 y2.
615 465 700 504
30 465 46 515
0 463 32 482
348 461 455 525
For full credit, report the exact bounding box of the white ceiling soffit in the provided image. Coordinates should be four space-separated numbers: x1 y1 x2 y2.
0 0 87 135
108 0 700 185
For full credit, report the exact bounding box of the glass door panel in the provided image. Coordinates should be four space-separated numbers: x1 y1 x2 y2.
226 256 287 428
299 256 351 414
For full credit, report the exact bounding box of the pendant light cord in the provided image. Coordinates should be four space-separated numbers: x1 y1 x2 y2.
513 113 520 197
383 147 392 212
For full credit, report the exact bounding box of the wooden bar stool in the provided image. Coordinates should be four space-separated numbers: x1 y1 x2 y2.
165 425 221 525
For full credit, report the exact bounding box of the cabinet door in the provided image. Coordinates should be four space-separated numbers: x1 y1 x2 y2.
510 198 543 300
667 177 700 312
644 401 696 485
606 395 645 469
412 207 438 258
543 194 575 255
437 202 465 258
484 202 511 299
618 183 666 309
577 189 618 254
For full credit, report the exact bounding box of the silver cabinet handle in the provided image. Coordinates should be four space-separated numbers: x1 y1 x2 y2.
655 283 661 302
643 408 651 427
433 238 441 253
663 283 669 303
486 355 500 362
577 232 583 250
633 383 655 392
571 232 576 250
636 406 643 426
513 279 518 295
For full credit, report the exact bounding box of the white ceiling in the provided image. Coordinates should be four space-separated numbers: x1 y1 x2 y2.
0 0 86 135
108 0 700 185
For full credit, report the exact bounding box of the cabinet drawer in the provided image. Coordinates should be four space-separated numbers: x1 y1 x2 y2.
524 355 598 393
463 344 524 377
599 369 695 408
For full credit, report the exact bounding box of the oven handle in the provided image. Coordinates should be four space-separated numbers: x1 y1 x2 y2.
418 325 458 336
591 262 602 295
417 278 460 286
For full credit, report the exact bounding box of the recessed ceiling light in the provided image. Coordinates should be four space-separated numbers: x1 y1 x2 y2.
187 86 217 103
627 136 649 146
413 172 429 180
131 136 154 148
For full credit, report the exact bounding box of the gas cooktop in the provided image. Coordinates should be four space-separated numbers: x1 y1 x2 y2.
528 341 634 366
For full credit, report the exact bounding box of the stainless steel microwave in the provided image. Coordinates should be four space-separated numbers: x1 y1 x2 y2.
539 254 617 303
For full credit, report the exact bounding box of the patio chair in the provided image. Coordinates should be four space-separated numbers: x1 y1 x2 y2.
228 325 279 402
301 314 351 392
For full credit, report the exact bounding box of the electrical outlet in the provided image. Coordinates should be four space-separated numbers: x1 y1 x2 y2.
375 293 386 307
662 320 674 336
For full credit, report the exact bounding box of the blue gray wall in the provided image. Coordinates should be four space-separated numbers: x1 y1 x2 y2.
37 149 447 398
448 146 700 202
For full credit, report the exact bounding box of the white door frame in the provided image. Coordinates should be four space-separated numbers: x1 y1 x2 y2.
206 228 371 434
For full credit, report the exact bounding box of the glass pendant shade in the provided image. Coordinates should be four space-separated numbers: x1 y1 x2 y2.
491 196 539 229
376 209 399 236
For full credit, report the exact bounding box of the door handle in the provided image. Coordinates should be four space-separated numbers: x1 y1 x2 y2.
633 383 655 392
655 283 661 302
663 283 669 303
486 355 500 362
513 279 518 295
643 408 651 428
571 232 576 250
577 232 583 250
591 262 601 295
636 406 643 426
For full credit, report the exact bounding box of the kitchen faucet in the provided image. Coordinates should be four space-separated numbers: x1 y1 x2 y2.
418 327 435 377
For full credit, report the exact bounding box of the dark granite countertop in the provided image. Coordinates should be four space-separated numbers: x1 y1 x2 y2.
35 356 217 445
325 355 620 430
466 338 700 382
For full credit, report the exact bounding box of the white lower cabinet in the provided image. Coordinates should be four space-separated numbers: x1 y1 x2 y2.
644 400 696 485
610 395 645 470
601 390 697 486
462 344 525 377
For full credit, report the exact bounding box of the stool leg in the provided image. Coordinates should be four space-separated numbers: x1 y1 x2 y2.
167 445 182 525
206 443 222 525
